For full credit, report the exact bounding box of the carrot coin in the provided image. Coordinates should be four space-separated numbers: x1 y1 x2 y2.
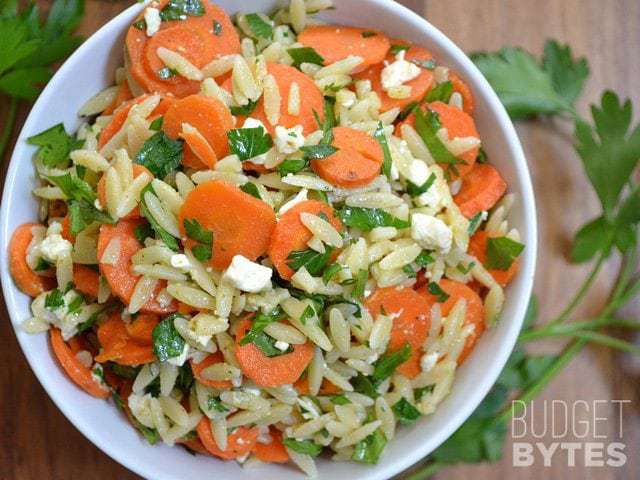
294 376 341 396
97 219 177 314
468 230 520 287
454 163 506 218
9 223 56 297
178 180 276 271
268 200 343 280
311 126 383 188
97 164 152 220
196 417 258 460
124 313 159 344
449 71 475 115
125 0 240 98
50 328 110 399
298 25 390 72
235 318 314 387
254 428 289 463
190 352 233 389
162 95 234 169
364 287 432 378
418 279 485 363
103 82 133 115
95 312 157 365
73 264 101 298
354 41 434 112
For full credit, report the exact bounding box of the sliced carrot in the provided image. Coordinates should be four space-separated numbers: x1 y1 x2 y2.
454 163 506 218
253 428 289 464
162 95 234 169
228 63 324 135
178 180 276 270
364 287 432 378
125 0 240 98
468 230 519 287
50 328 110 399
179 127 218 169
103 82 133 115
294 376 341 396
9 223 56 297
418 279 485 363
190 352 233 389
354 41 434 112
298 25 390 72
98 94 175 149
124 314 159 344
235 318 314 388
449 71 475 115
196 417 258 460
399 101 479 177
178 438 212 456
311 126 383 188
95 311 157 365
97 219 177 314
268 200 343 280
73 264 101 298
60 215 74 242
97 164 152 220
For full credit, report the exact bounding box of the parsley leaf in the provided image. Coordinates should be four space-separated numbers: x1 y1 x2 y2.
140 184 180 251
239 307 286 346
330 395 351 405
372 343 412 383
485 237 525 270
152 315 186 362
425 80 453 103
240 182 261 199
361 31 377 38
149 116 163 131
352 427 387 464
183 218 213 262
34 257 52 272
338 206 410 231
283 438 323 457
213 20 222 36
160 0 205 21
428 281 450 302
287 47 325 68
229 99 258 116
542 39 590 107
414 108 465 166
415 250 434 267
392 398 421 425
45 288 64 310
351 269 368 299
207 396 228 412
390 44 410 55
373 122 392 177
47 173 96 202
467 211 485 235
277 158 309 176
300 144 337 161
227 127 273 161
252 331 293 357
322 263 343 284
287 246 334 275
68 199 114 235
245 13 273 39
27 123 82 167
157 66 177 79
135 131 183 179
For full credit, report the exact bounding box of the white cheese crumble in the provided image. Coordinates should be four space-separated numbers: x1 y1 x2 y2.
406 159 430 186
144 7 161 37
223 255 272 293
274 340 290 351
170 253 191 270
278 188 308 215
381 50 421 91
39 226 72 263
420 352 439 373
411 213 453 254
274 125 305 155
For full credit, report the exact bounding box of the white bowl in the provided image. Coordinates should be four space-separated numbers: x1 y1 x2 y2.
0 1 537 479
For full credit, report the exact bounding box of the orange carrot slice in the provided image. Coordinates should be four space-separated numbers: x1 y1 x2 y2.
454 163 507 218
60 215 74 242
235 318 314 388
97 164 152 220
73 264 101 298
418 279 485 363
97 219 177 314
179 126 218 169
98 94 175 149
9 223 56 297
298 25 390 72
254 428 290 464
190 352 233 389
178 438 212 456
354 41 434 112
364 287 432 378
162 95 234 169
294 375 341 396
95 311 157 365
229 63 324 135
125 0 240 98
103 82 133 115
196 417 258 460
449 71 475 115
311 126 383 188
177 180 276 271
50 328 110 399
268 200 343 280
468 230 520 287
124 313 159 344
398 101 480 177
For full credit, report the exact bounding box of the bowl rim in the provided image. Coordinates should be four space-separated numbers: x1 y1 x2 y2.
0 1 537 479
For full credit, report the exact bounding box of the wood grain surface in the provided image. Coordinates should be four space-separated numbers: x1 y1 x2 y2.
0 1 638 479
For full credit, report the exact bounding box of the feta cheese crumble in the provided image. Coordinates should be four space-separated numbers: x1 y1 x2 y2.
381 50 422 91
274 125 305 154
39 223 72 263
144 7 161 37
406 159 431 186
274 340 290 352
170 253 191 270
223 255 272 292
411 213 453 253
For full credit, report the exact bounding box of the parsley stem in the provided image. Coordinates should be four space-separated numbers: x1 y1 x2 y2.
0 97 19 161
609 245 639 306
518 317 639 342
549 252 606 326
573 330 640 354
404 461 444 480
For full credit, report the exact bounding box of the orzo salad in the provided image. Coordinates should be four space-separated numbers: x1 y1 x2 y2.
9 0 525 475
